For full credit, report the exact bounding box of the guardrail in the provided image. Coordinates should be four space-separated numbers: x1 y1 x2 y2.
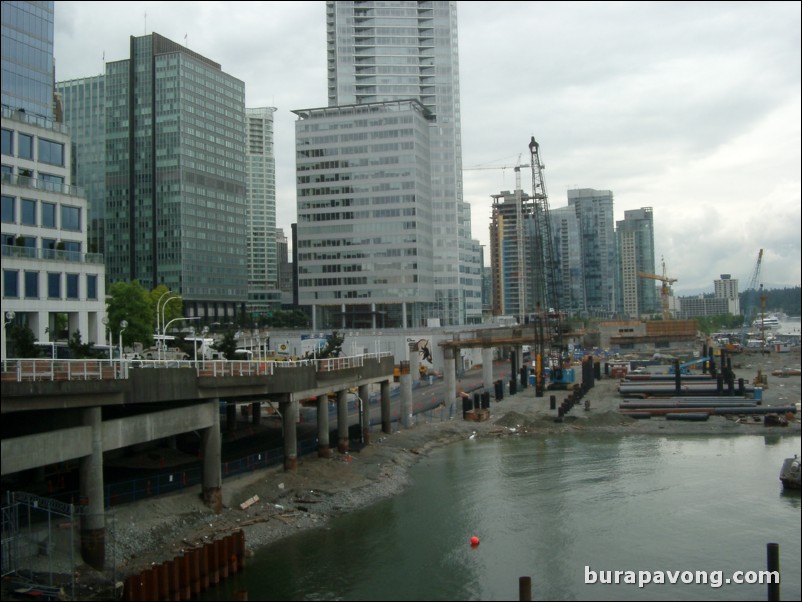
0 352 392 383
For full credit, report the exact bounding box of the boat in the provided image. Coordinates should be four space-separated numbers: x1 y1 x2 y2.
779 455 801 490
753 315 781 329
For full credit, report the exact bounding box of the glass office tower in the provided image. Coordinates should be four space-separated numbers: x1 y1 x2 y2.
104 33 247 321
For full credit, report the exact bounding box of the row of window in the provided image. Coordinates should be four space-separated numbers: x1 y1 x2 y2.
3 269 98 301
1 195 81 230
1 128 65 166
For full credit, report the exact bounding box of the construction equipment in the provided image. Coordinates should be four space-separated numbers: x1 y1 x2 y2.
638 257 677 320
739 249 764 345
526 136 567 395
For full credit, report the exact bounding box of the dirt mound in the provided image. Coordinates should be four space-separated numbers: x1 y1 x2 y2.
581 410 638 427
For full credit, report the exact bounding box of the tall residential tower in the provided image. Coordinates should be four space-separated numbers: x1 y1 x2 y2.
294 0 482 327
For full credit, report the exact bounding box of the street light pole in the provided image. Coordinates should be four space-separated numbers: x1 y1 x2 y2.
118 320 128 372
3 310 16 363
162 317 200 361
101 316 111 363
158 295 179 360
155 290 172 359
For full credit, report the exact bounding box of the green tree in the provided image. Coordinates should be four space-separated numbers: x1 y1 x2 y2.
308 331 344 359
106 281 154 347
7 324 40 358
213 330 239 360
68 330 92 358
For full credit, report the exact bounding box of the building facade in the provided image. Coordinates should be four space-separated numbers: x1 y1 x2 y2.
1 0 55 121
2 107 106 359
616 207 657 319
550 205 586 316
245 107 281 318
313 0 482 326
55 76 106 255
294 100 437 329
567 188 619 317
103 33 247 321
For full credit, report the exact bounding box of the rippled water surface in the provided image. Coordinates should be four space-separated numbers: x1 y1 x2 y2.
202 433 801 601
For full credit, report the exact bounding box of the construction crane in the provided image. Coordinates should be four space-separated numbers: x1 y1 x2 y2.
739 249 764 345
638 258 677 320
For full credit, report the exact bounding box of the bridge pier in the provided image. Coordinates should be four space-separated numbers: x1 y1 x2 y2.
359 384 370 444
444 347 457 417
482 348 494 391
400 362 412 428
317 394 331 457
381 380 391 434
79 407 105 570
201 401 222 512
281 400 298 471
251 402 261 425
337 389 349 454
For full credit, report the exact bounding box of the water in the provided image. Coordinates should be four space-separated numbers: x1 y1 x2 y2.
202 434 801 601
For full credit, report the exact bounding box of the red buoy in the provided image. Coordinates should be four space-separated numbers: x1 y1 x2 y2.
470 536 480 546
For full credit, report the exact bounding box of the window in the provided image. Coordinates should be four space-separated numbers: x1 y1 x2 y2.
42 238 57 259
37 138 64 166
18 134 33 159
4 269 19 297
21 199 36 225
39 173 64 192
66 273 79 299
61 205 81 231
1 129 12 156
1 195 13 223
41 202 56 227
24 271 39 298
47 272 61 299
87 274 98 300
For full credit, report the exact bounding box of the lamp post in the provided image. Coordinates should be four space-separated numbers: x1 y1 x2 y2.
155 290 172 358
163 317 200 361
118 319 128 365
158 295 179 360
3 310 15 363
189 326 197 366
101 316 112 362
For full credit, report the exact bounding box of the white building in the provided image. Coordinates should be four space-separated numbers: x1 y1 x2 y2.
1 107 106 360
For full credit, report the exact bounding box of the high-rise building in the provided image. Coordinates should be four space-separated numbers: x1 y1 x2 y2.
103 33 247 321
1 1 106 359
294 0 481 327
550 205 586 316
245 107 281 318
489 188 536 319
55 76 105 254
567 188 619 317
616 207 657 318
1 1 55 120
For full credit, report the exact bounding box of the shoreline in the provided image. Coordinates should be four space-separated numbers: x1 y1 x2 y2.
27 351 802 597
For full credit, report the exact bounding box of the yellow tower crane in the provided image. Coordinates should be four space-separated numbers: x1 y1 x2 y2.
638 258 677 320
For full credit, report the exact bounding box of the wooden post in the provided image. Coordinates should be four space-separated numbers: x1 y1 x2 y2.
767 542 780 602
519 576 532 601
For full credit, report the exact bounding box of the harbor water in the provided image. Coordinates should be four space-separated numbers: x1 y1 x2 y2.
201 433 801 601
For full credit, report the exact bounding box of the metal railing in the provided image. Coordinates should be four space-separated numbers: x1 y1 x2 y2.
0 352 393 383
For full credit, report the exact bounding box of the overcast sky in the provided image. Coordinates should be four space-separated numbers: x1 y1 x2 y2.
53 1 801 296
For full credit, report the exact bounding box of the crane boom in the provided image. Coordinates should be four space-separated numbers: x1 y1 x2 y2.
637 258 676 320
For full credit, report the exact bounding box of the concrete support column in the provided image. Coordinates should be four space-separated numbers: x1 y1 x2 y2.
408 341 420 384
250 402 261 426
402 302 407 329
337 389 349 453
79 406 105 570
482 348 494 390
444 347 457 417
201 401 222 512
317 394 331 457
359 384 371 444
400 361 412 428
381 380 391 434
280 400 298 471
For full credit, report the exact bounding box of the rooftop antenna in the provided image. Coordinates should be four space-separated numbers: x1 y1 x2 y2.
184 33 188 46
144 11 147 34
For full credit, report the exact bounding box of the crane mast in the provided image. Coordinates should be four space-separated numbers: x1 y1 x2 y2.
528 136 565 396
